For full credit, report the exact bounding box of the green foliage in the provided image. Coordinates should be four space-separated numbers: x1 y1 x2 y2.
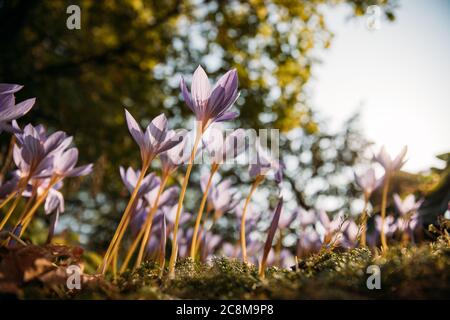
0 0 397 248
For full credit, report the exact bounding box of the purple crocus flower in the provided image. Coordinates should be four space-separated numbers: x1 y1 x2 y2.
340 220 359 248
295 207 317 229
52 148 93 178
317 210 343 238
375 215 397 237
13 124 77 180
120 166 159 198
393 194 423 216
159 129 190 175
180 66 239 132
374 146 408 174
200 176 239 218
0 84 35 133
278 209 296 229
355 168 383 200
200 231 222 262
393 193 423 236
249 140 280 180
44 187 65 243
144 185 179 209
296 228 321 257
203 124 247 165
125 110 185 166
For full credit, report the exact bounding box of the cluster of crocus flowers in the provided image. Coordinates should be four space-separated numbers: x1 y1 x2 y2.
374 146 407 250
355 168 383 246
0 86 92 242
98 110 185 274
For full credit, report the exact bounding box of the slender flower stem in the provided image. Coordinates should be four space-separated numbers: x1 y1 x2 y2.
134 174 169 270
190 163 218 259
360 198 369 247
240 176 263 263
0 191 17 210
0 192 22 230
380 174 390 251
194 207 213 256
168 125 203 277
0 136 16 183
19 180 57 237
98 165 148 275
1 178 29 231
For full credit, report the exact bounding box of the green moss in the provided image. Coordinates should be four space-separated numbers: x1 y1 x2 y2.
3 238 450 299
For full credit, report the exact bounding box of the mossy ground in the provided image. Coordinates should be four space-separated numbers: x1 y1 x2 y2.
114 236 450 299
4 236 449 300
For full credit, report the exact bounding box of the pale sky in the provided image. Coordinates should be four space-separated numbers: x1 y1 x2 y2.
310 0 450 172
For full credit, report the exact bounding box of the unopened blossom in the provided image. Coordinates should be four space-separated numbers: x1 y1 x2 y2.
0 83 35 133
374 145 408 174
180 66 239 131
355 168 383 200
125 110 185 166
260 196 283 278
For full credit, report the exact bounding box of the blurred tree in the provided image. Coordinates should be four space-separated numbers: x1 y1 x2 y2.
0 0 397 249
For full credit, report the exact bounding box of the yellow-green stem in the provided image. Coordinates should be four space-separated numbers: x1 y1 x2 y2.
98 165 148 274
360 198 369 247
380 174 390 251
0 192 22 230
190 164 218 259
0 190 16 210
134 174 169 269
240 177 263 263
168 126 202 277
0 136 16 183
19 180 57 237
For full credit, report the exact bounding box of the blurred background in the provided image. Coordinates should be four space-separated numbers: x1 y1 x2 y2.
0 0 448 252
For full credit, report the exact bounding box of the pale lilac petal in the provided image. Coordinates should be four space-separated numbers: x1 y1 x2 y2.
215 111 239 122
191 65 211 103
148 113 168 146
180 77 195 113
0 83 23 95
0 98 35 122
124 109 144 148
65 163 93 177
